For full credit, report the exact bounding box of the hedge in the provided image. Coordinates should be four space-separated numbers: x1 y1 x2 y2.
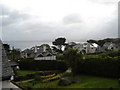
18 60 67 71
76 56 120 78
100 50 120 57
18 56 120 78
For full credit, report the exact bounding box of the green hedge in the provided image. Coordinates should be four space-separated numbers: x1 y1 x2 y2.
18 60 67 71
77 56 120 78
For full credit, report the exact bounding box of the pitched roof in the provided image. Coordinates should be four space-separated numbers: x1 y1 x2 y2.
35 52 53 57
0 40 14 80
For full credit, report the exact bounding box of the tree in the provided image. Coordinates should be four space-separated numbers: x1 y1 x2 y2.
63 48 82 76
51 46 63 53
52 37 66 51
8 48 21 61
3 44 10 52
87 39 97 44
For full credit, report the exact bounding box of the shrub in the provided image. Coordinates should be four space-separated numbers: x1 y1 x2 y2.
118 78 120 84
43 74 61 82
56 54 64 60
41 73 56 79
34 75 43 82
62 72 72 77
100 50 120 57
14 74 35 81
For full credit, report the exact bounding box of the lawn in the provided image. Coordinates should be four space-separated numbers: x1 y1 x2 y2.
17 74 120 88
59 75 120 88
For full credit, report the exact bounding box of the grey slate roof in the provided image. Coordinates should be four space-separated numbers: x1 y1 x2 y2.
0 40 14 80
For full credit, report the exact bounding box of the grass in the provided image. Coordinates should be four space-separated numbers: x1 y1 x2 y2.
32 80 59 88
59 75 120 88
17 74 120 88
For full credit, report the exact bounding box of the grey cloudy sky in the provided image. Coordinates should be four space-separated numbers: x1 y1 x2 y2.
1 0 119 42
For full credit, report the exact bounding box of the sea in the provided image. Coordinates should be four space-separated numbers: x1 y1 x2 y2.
3 41 53 51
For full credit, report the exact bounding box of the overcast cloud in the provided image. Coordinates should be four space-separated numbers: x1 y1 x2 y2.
1 0 119 44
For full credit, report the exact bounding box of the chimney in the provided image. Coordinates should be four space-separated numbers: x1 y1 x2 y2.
43 45 46 52
34 45 37 53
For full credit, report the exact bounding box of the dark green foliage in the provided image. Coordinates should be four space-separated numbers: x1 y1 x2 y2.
14 74 33 81
34 75 43 82
18 59 67 71
77 56 120 78
63 48 82 76
19 57 34 61
7 48 21 60
3 44 10 52
56 54 64 60
52 37 66 50
98 50 120 58
118 78 120 84
105 50 120 57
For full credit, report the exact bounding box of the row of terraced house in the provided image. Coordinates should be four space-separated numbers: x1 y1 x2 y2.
21 41 120 60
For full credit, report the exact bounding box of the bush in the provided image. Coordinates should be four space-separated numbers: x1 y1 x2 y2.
43 74 61 82
62 72 72 77
76 56 120 78
14 73 35 81
18 60 67 71
34 75 43 82
56 54 64 60
41 73 56 79
118 78 120 84
100 50 120 57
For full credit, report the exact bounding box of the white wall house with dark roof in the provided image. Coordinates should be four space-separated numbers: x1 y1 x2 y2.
21 44 56 60
103 42 120 51
73 42 97 54
34 52 56 60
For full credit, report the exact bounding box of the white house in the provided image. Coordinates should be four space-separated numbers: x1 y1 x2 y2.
21 44 53 58
103 42 119 51
21 44 56 60
34 52 56 60
73 42 98 54
34 45 56 60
